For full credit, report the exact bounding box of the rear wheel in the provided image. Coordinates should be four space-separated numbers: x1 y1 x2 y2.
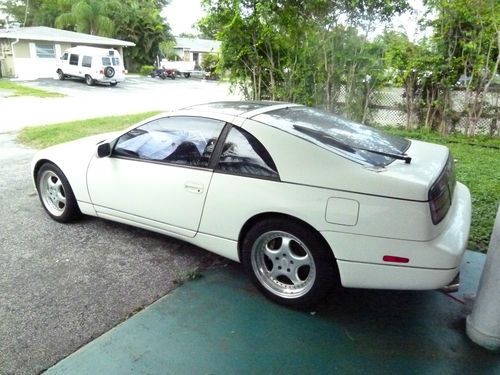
110 82 117 87
57 70 65 80
36 162 82 223
242 218 338 309
85 75 94 86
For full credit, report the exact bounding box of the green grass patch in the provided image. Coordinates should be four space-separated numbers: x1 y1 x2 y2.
381 127 500 252
0 79 64 97
17 112 161 149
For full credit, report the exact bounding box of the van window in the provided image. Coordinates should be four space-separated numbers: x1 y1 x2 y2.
112 57 120 66
61 53 68 61
82 56 92 68
69 54 79 66
102 57 111 65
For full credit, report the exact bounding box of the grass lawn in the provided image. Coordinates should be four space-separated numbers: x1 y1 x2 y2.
18 112 160 149
18 115 498 252
382 128 500 252
0 79 64 98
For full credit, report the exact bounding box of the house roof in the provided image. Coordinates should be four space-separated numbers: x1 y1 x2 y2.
0 26 135 47
174 37 220 53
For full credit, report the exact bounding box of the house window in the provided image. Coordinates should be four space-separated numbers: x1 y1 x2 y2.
36 43 56 58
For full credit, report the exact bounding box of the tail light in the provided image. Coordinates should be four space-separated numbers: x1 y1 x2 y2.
429 153 456 224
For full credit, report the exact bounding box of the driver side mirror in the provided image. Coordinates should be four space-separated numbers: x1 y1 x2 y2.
97 143 111 158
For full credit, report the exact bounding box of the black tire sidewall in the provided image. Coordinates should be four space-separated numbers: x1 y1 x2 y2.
36 163 81 223
242 218 338 309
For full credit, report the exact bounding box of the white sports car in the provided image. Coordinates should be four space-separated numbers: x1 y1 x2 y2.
32 101 472 308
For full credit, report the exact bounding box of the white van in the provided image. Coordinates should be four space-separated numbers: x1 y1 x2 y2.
57 46 126 86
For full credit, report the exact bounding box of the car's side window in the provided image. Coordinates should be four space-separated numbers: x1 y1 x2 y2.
69 54 79 65
216 127 279 179
61 53 68 61
113 117 225 168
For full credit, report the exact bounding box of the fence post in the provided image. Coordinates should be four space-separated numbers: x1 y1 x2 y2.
466 206 500 351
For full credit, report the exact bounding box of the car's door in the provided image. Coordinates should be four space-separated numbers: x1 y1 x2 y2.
86 116 226 238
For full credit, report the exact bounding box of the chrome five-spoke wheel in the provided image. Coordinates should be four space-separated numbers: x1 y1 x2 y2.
39 170 67 216
36 163 81 223
251 231 316 299
242 219 338 309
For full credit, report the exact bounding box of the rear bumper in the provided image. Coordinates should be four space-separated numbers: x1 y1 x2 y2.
322 182 471 290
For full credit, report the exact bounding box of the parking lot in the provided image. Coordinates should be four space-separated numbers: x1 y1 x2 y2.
0 77 236 374
0 76 240 133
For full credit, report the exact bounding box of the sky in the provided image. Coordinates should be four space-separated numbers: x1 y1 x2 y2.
162 0 205 36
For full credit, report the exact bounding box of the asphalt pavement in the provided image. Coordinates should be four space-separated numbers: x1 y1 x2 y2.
0 76 240 133
0 77 234 374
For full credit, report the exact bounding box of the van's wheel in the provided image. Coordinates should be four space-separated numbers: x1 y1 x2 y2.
110 82 117 87
57 70 65 80
241 218 338 309
85 75 94 86
36 162 82 223
183 73 190 78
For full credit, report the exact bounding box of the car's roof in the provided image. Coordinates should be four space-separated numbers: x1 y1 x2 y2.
182 101 302 118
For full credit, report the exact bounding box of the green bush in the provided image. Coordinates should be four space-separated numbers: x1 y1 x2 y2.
139 65 155 76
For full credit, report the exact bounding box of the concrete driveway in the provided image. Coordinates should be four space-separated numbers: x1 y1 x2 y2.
0 78 236 374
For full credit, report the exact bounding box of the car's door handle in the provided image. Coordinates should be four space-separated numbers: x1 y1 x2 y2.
185 182 204 194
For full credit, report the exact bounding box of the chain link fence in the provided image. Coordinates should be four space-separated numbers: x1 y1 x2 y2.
334 86 499 136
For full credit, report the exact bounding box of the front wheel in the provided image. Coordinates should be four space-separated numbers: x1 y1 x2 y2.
241 219 338 309
36 162 82 223
57 70 65 80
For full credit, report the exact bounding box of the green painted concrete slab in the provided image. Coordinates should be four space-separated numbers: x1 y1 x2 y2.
47 251 499 375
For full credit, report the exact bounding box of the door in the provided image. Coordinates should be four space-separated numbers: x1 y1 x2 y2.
86 116 226 238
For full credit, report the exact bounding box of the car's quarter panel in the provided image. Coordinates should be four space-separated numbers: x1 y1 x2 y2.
238 120 451 241
199 172 436 250
86 156 213 238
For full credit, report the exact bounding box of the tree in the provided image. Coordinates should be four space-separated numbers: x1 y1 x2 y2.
424 0 499 134
200 0 409 118
112 0 173 67
55 0 117 36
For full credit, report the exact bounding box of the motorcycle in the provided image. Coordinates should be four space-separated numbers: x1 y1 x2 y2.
150 67 176 80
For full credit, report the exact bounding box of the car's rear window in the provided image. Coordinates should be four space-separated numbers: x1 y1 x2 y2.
254 106 410 167
102 57 111 65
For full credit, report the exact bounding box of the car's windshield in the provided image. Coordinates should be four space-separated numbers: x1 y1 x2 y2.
254 106 410 167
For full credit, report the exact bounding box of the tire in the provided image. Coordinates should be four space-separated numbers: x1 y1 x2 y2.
183 72 190 78
104 66 115 78
160 72 167 80
110 82 117 87
85 75 94 86
57 70 65 80
242 218 338 309
36 162 82 223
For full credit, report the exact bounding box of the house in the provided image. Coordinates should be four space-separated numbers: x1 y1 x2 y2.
173 37 220 68
0 26 134 79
